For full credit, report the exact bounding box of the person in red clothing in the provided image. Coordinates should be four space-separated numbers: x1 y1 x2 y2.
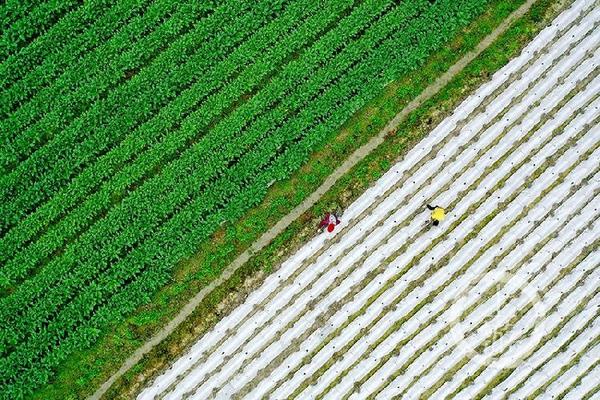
319 212 341 233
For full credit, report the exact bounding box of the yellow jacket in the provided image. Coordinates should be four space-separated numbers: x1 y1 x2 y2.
431 207 446 222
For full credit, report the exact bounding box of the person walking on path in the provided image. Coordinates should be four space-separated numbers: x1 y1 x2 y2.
319 212 341 233
427 204 445 226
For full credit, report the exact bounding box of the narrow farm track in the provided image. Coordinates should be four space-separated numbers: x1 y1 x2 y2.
139 1 600 398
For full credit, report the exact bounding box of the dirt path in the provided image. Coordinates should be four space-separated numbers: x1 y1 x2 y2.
90 0 540 398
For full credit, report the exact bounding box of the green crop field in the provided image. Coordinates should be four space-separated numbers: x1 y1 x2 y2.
1 0 494 397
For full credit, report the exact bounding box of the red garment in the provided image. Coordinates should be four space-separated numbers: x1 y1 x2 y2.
319 213 340 232
319 213 331 229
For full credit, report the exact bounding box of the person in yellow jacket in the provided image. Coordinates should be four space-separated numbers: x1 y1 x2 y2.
427 204 445 226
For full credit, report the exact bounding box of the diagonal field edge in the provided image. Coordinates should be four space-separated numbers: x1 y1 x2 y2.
89 0 540 398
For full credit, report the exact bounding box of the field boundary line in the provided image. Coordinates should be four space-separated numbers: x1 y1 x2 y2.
90 0 540 398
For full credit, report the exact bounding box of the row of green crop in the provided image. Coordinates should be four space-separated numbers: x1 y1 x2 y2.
0 0 265 231
0 0 355 274
0 0 35 32
0 2 490 396
0 0 224 175
0 0 393 341
0 0 148 113
0 0 82 62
